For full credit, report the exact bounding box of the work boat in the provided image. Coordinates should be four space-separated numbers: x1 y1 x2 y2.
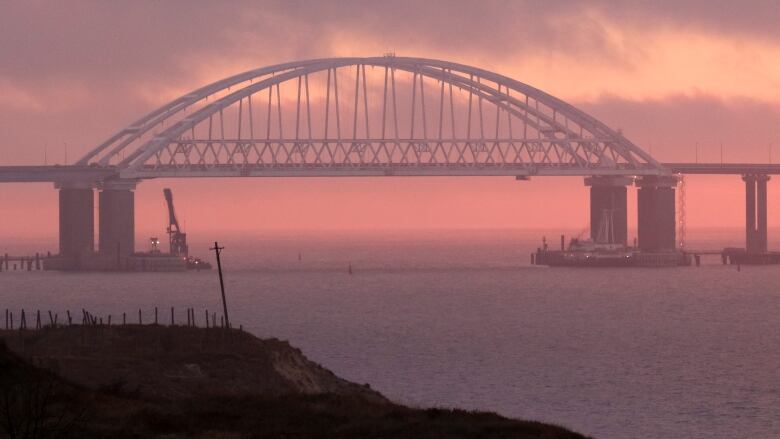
557 238 634 267
537 209 636 267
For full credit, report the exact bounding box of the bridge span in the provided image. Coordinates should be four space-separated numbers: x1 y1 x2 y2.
0 57 775 268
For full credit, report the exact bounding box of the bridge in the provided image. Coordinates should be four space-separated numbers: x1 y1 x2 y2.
0 56 774 268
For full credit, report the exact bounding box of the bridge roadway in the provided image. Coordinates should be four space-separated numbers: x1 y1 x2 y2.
1 163 780 183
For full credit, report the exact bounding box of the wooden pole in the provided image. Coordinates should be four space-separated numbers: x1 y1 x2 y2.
210 242 230 329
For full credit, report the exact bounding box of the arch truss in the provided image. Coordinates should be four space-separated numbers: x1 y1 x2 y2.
78 57 666 178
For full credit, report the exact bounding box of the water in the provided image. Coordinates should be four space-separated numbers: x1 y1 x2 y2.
2 229 780 439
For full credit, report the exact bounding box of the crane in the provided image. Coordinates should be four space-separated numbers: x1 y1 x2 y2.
163 188 189 257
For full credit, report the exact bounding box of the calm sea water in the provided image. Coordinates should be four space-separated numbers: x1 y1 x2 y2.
2 229 780 439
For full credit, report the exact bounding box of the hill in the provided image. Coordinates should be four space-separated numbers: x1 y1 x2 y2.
0 326 590 438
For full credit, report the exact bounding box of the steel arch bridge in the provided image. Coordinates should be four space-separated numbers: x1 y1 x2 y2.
78 56 667 179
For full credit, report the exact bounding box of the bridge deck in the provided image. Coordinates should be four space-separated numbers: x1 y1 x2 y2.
1 163 779 183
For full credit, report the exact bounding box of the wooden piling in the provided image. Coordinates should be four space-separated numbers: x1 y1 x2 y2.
171 307 174 326
108 315 111 326
138 309 142 325
67 310 72 326
5 309 8 329
155 307 158 325
205 310 209 328
48 311 54 326
36 310 41 329
123 312 126 325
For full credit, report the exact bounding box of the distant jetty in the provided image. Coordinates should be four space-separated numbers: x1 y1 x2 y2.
0 326 590 438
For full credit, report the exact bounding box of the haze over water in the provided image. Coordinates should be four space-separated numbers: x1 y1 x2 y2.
2 228 779 439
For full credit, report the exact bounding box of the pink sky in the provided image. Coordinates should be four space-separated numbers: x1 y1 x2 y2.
2 1 780 243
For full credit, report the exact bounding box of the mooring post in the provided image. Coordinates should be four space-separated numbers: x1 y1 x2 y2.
210 242 230 329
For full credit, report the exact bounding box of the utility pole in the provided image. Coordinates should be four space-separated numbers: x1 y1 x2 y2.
210 241 230 329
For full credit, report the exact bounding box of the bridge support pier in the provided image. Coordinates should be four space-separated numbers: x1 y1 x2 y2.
743 174 770 254
636 176 677 252
58 184 94 268
98 180 136 268
584 176 630 245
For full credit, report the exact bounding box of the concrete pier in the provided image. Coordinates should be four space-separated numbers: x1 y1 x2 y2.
636 176 677 252
743 174 770 254
98 180 136 268
584 176 631 245
58 184 94 266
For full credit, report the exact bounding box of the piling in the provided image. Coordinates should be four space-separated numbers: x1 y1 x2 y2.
67 310 72 326
5 309 8 329
155 307 158 325
138 309 142 325
171 307 174 325
48 311 54 326
205 310 209 328
35 253 40 270
123 312 126 325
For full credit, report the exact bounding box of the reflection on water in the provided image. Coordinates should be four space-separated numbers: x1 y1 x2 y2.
2 229 779 439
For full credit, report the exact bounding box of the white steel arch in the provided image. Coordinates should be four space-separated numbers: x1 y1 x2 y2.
78 57 668 178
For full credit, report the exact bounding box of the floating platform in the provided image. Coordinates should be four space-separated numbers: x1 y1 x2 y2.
534 249 690 268
43 252 187 272
721 248 780 265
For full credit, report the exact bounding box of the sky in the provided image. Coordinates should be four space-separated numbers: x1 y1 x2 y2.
2 0 780 245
